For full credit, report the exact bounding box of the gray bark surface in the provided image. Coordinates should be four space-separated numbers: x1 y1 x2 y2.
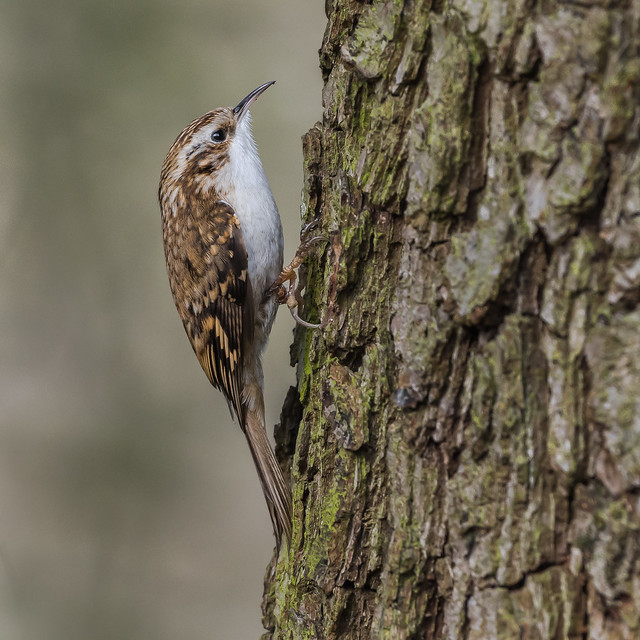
265 1 640 638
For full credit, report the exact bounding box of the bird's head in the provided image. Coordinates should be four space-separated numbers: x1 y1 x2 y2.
159 81 275 210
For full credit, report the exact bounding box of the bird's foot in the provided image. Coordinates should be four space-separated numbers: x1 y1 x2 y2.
269 219 325 329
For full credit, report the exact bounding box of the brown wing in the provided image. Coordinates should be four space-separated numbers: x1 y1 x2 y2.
164 198 252 424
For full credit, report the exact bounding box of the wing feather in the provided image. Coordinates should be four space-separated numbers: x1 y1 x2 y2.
165 198 251 424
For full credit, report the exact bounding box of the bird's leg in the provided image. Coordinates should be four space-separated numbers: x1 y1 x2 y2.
271 219 324 292
269 219 325 328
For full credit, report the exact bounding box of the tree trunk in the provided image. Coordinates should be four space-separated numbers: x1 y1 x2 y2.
264 0 640 638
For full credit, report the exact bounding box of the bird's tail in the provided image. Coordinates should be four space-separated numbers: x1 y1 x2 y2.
243 405 292 549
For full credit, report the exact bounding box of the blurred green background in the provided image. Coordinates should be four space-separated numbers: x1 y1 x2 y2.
0 1 324 638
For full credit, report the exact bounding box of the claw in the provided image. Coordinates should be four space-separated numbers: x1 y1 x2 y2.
304 235 327 248
269 218 326 329
300 218 320 238
290 307 321 329
285 278 320 328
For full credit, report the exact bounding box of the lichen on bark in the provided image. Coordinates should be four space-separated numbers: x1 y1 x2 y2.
264 1 640 638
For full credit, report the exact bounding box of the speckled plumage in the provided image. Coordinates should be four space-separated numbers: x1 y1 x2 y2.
159 83 291 547
162 197 250 419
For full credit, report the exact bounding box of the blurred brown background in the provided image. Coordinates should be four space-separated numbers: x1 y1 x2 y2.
0 1 324 638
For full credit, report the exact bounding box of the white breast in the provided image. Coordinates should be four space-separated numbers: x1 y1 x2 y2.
217 114 284 320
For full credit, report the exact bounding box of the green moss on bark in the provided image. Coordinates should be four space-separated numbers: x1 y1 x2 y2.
264 1 640 638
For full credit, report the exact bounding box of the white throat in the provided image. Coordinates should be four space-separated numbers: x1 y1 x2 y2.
217 114 284 311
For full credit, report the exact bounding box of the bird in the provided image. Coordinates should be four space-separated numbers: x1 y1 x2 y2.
158 81 316 549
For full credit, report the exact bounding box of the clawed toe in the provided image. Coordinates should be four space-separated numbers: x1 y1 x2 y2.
289 307 321 329
285 284 320 328
269 218 326 329
300 235 326 252
300 218 320 238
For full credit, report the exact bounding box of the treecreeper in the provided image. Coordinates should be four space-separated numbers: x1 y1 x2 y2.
159 81 320 549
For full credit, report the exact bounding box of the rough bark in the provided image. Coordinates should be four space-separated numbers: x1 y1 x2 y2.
264 1 640 638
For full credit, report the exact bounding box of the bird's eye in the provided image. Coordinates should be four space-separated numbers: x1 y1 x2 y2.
211 129 227 143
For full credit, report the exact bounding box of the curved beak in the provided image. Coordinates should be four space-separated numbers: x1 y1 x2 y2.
233 81 275 122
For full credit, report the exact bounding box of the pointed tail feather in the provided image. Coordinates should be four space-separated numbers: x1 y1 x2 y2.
244 407 292 548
